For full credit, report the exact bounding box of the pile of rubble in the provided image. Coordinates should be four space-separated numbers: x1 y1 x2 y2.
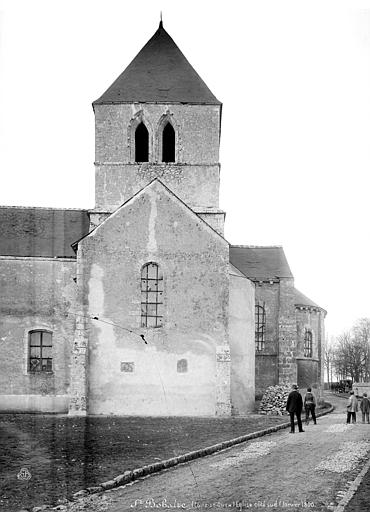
259 385 291 415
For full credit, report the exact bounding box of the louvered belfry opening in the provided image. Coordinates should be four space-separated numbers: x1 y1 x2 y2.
162 122 175 163
135 122 149 162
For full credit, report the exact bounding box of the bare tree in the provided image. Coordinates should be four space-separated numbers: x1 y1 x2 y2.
324 335 336 388
332 318 370 383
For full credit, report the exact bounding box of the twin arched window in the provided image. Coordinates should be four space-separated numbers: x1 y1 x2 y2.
134 121 175 163
162 122 175 162
141 263 163 328
135 122 149 162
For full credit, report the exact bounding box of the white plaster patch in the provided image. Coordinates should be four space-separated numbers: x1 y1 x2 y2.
315 441 370 473
324 424 354 433
88 264 105 313
147 188 157 253
209 441 277 470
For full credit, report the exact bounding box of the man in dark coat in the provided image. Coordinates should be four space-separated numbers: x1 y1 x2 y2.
286 384 305 433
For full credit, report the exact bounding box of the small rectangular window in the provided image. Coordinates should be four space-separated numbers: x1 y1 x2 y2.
29 330 53 373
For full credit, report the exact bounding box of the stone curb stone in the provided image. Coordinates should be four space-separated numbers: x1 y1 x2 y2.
71 489 88 499
100 479 116 490
86 486 103 494
113 471 132 485
24 404 334 511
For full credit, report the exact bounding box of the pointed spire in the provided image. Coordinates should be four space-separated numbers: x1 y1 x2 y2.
93 22 220 105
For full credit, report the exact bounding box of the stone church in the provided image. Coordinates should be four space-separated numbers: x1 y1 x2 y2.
0 22 325 416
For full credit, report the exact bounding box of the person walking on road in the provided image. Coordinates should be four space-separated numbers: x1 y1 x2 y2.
360 393 370 424
286 384 304 433
304 387 317 425
346 390 358 424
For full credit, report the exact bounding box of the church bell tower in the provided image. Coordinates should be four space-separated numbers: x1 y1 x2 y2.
91 21 225 235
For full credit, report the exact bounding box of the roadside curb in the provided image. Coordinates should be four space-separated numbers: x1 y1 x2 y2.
29 405 334 511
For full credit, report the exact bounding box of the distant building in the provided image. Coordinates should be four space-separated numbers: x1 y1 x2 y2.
0 22 325 415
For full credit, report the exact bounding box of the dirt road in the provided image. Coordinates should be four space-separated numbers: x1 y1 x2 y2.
62 393 370 512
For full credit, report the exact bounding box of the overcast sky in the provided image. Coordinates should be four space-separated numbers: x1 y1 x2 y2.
0 0 369 338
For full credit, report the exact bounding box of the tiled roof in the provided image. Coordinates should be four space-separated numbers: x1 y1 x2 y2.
294 288 326 311
229 245 294 280
0 207 90 258
229 263 248 278
93 22 221 105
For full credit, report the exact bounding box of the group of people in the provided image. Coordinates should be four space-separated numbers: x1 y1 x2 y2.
346 390 370 424
286 384 316 433
285 383 370 432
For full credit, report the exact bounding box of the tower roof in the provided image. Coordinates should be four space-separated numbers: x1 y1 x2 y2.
93 22 221 105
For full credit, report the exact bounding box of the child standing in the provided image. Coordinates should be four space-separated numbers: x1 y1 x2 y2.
304 387 317 425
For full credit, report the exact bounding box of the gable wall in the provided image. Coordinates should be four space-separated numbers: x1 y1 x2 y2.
78 185 230 415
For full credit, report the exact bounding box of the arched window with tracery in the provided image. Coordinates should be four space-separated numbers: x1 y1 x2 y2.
162 122 175 163
304 329 313 357
255 302 266 352
29 330 53 372
141 263 163 327
135 122 149 162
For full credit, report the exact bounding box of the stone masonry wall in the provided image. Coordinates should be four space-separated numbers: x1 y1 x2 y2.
0 257 77 412
79 181 230 416
229 271 255 413
94 103 221 211
277 278 297 385
255 355 278 400
296 306 326 397
254 281 280 397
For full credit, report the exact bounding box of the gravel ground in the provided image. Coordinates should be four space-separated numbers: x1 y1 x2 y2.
344 448 370 511
47 393 370 512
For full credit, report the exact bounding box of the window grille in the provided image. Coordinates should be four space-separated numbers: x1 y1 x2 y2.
255 303 266 351
135 122 149 162
177 359 188 373
304 329 313 357
29 330 52 372
162 122 175 163
141 263 163 328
